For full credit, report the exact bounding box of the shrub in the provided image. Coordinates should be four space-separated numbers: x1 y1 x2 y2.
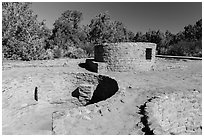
53 48 63 59
79 43 94 57
39 49 54 60
167 40 202 57
64 47 87 59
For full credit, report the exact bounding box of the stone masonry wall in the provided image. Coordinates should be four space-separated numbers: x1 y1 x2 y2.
148 91 202 135
94 42 157 72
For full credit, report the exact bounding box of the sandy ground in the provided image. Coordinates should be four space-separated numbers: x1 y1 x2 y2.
2 58 202 135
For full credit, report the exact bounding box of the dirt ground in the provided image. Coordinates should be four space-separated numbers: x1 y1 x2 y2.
2 58 202 135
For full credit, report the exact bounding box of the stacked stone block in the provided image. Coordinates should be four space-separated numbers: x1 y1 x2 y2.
78 84 94 105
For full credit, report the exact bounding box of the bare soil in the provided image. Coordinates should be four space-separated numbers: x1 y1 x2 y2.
2 58 202 135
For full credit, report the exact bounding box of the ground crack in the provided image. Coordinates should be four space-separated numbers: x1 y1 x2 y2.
138 96 158 135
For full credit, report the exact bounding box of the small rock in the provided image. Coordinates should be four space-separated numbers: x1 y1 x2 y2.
192 89 200 93
120 99 125 103
79 107 91 114
21 103 28 108
66 112 70 117
164 95 168 99
98 109 103 116
69 108 80 116
83 115 91 120
85 108 91 114
63 63 67 66
121 87 126 91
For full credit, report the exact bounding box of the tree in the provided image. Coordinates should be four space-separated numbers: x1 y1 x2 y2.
111 21 131 42
51 10 83 50
141 30 164 54
184 19 202 42
159 30 176 54
88 12 133 44
2 2 50 60
195 19 202 41
184 24 196 41
127 30 135 42
88 12 112 44
165 19 202 57
133 32 143 42
51 10 92 58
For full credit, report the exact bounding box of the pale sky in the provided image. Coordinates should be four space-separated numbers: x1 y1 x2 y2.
31 2 202 34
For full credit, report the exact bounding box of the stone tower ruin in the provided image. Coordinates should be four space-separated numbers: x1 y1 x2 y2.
85 42 157 73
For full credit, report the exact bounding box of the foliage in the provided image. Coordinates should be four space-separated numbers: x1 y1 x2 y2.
2 3 202 60
51 10 83 50
133 32 143 42
161 19 202 56
40 49 54 60
88 12 111 44
184 19 202 42
50 9 89 58
53 47 63 59
132 19 202 57
167 40 202 57
144 30 164 54
110 21 130 42
88 12 134 44
64 47 87 59
2 2 50 60
79 43 94 57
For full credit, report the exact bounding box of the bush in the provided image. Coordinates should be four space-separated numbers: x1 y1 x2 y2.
167 40 202 57
79 43 94 57
64 47 87 59
39 49 54 60
53 47 63 58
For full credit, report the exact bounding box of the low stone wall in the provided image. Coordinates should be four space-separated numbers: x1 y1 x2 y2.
94 42 157 72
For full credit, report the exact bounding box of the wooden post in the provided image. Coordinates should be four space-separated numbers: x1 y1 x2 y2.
34 87 38 101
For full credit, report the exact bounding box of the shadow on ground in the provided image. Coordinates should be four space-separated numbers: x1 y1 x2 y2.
78 59 98 73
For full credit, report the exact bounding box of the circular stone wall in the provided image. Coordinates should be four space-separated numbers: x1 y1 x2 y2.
94 42 157 72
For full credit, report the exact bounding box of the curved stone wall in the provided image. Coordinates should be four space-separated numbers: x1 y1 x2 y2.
2 71 119 108
145 91 202 135
94 42 157 72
